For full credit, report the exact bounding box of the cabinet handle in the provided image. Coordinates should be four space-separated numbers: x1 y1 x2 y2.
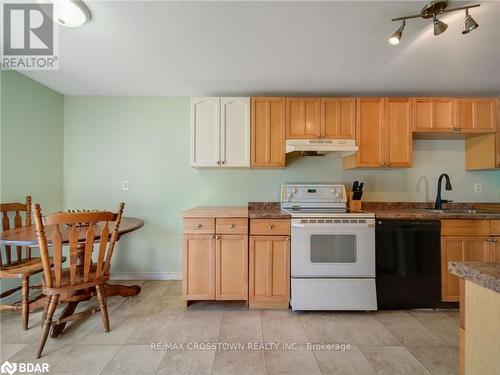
195 224 202 229
226 224 235 228
488 238 497 242
268 225 274 230
221 161 226 165
216 236 221 240
210 235 215 239
216 161 220 165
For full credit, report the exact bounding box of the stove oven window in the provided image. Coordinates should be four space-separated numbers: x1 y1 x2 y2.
310 234 357 263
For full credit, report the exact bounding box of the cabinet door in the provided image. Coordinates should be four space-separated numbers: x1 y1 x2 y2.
321 98 355 139
191 97 220 167
220 97 250 167
441 237 463 302
285 98 321 139
355 98 385 167
487 239 500 263
457 98 496 132
183 235 215 300
496 98 500 167
215 235 248 300
249 236 290 307
414 98 455 132
251 97 286 167
386 98 412 167
441 237 489 302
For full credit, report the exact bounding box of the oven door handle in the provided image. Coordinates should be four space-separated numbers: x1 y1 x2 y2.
291 223 305 228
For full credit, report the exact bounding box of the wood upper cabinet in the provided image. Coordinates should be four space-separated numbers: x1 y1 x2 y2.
343 97 412 168
466 98 500 170
386 97 413 167
251 97 286 168
183 234 215 300
487 238 500 263
456 98 496 132
414 97 455 132
285 98 321 138
321 98 356 139
215 235 248 300
249 235 290 308
353 97 385 167
191 97 250 168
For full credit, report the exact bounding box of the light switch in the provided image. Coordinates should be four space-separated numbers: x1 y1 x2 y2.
122 180 130 191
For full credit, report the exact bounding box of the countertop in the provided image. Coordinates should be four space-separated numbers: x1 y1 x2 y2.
362 202 500 220
181 206 248 218
248 202 291 219
448 262 500 294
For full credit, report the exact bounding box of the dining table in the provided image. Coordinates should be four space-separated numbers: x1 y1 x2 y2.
0 216 144 337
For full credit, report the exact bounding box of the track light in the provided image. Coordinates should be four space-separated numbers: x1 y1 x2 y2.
388 1 481 44
388 20 405 45
433 14 448 36
462 8 479 34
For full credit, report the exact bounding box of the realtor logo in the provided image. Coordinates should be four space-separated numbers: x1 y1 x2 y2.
0 361 17 375
1 1 58 70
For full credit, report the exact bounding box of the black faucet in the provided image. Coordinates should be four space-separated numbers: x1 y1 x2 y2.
435 173 453 209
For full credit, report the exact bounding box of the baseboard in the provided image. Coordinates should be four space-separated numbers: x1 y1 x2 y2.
110 272 183 281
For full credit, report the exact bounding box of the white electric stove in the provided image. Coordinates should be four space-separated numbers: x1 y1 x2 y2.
281 184 377 311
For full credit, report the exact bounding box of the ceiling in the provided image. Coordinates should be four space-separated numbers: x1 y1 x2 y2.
15 1 500 96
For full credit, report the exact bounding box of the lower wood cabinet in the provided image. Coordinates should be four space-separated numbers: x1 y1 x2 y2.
183 234 216 300
441 219 499 302
183 217 248 303
249 235 290 308
215 235 248 300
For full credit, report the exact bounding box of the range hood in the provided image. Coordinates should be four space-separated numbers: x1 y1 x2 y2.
285 139 358 155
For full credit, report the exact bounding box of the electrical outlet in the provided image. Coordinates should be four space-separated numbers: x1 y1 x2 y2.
122 180 130 191
474 183 482 194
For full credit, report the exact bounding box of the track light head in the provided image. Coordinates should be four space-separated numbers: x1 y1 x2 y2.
388 20 405 45
462 9 479 34
433 14 448 36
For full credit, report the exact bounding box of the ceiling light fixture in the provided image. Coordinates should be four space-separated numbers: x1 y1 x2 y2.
388 1 480 45
39 0 91 27
462 8 479 34
388 20 405 45
433 14 448 36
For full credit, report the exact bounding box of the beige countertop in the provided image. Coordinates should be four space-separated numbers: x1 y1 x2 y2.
181 206 248 218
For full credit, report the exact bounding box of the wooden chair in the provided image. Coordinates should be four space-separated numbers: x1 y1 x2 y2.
0 195 40 330
33 202 124 358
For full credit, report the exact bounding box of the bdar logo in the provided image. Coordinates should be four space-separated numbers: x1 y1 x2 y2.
0 361 17 375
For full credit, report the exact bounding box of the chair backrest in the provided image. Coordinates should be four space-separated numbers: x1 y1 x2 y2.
33 203 124 289
0 195 32 266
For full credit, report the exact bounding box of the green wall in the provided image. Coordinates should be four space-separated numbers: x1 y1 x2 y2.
0 70 64 292
1 70 63 211
63 96 500 277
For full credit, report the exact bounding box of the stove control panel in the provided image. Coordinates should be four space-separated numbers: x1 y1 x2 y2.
281 184 347 207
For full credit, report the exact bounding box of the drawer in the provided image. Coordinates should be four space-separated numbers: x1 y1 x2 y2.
441 220 490 236
216 218 248 234
250 219 290 236
183 217 215 234
490 220 500 236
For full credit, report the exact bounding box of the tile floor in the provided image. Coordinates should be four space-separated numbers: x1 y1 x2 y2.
0 280 459 375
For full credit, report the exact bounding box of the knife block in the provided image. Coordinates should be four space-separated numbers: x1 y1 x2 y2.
347 191 362 210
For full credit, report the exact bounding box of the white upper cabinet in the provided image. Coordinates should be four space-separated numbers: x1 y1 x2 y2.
191 97 250 168
221 97 250 167
191 97 220 167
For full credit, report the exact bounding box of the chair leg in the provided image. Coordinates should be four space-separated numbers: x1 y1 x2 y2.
96 284 110 332
37 294 59 359
21 276 29 330
41 296 50 327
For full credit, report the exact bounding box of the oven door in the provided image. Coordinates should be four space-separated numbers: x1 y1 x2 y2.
291 218 375 278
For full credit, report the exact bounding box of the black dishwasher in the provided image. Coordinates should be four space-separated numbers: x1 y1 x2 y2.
376 220 441 309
